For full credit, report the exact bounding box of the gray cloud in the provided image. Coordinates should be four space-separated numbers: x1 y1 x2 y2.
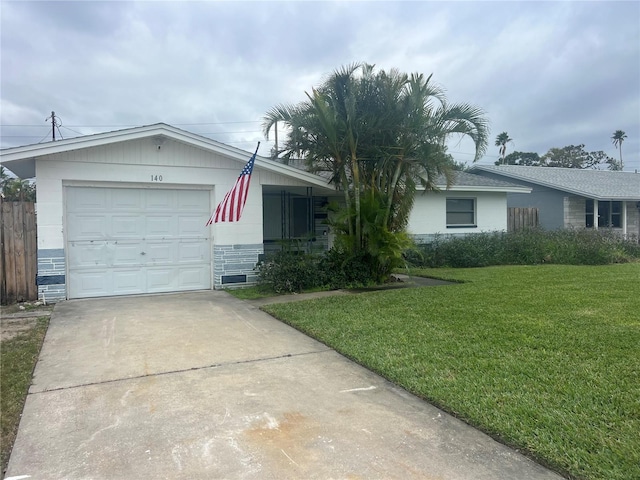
2 1 638 171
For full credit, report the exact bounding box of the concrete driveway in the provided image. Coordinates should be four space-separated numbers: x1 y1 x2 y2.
6 291 563 480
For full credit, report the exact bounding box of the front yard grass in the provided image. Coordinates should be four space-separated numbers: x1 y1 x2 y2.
262 263 640 480
1 316 49 474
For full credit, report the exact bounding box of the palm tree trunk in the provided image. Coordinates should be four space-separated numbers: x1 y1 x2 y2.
619 145 623 170
384 159 404 229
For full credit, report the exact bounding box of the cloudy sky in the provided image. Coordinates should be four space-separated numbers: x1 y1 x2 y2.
2 1 639 173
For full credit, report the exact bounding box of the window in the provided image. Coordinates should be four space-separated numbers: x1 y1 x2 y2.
585 200 622 228
585 199 595 228
446 198 476 227
291 197 311 237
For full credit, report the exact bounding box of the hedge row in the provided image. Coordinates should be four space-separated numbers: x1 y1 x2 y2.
405 229 640 268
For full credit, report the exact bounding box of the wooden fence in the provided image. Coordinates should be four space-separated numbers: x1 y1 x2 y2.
508 207 539 232
1 201 37 305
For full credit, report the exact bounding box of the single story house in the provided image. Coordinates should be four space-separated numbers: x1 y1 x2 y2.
1 123 529 301
470 165 640 238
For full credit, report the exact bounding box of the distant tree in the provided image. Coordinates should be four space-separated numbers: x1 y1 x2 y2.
495 132 513 164
440 151 469 171
449 159 470 171
495 151 542 166
0 166 9 191
606 158 623 171
611 130 627 170
0 166 36 201
540 144 615 169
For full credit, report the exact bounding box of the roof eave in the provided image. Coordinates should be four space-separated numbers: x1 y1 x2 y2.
0 123 334 188
421 185 531 194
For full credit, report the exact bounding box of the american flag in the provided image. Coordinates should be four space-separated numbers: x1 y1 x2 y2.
206 144 258 225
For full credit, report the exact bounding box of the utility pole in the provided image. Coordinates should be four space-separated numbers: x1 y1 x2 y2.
45 111 59 141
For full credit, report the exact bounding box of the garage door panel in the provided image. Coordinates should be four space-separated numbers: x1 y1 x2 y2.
178 240 209 263
112 242 145 266
146 267 175 291
112 269 146 295
178 215 208 236
67 215 108 241
69 270 112 298
145 241 175 264
145 216 177 237
112 189 143 210
66 186 212 299
146 190 176 210
112 215 144 238
67 242 108 268
67 187 108 211
178 190 209 210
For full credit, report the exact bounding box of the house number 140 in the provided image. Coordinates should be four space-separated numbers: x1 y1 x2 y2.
151 175 163 182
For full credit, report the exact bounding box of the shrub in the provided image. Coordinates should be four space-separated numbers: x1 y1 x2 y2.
407 229 640 268
256 251 321 294
256 248 383 294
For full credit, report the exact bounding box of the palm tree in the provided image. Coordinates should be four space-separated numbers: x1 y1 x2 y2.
263 64 488 280
611 130 627 170
495 132 513 164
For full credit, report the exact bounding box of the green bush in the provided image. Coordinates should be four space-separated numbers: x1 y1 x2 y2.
317 249 380 288
256 248 391 294
256 251 321 294
407 229 640 268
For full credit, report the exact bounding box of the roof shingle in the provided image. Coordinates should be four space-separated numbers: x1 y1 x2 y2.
471 165 640 200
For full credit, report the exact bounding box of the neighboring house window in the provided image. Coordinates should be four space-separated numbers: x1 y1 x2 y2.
446 198 476 227
585 199 622 228
585 199 595 228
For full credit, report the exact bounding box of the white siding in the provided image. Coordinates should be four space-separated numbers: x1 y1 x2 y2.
407 191 508 236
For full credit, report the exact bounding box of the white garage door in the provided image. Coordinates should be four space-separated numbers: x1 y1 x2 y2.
66 186 212 299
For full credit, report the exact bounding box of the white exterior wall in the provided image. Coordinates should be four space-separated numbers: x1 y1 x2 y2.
34 137 320 298
36 137 319 249
407 191 507 240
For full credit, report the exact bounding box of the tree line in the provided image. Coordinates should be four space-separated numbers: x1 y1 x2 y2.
493 130 627 170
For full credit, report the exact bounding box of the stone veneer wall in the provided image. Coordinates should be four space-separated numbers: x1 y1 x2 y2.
213 244 263 288
563 196 586 229
37 248 66 302
411 232 474 244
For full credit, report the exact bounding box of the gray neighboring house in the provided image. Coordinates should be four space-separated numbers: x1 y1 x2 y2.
470 165 640 239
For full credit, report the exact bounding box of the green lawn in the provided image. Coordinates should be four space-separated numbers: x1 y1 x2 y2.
262 264 640 480
1 317 49 474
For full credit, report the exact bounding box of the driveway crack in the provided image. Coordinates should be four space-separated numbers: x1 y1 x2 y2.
30 348 333 394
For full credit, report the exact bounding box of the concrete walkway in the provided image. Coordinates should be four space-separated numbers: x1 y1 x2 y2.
6 290 563 479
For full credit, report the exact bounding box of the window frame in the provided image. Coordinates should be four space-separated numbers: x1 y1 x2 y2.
585 199 623 229
446 197 477 228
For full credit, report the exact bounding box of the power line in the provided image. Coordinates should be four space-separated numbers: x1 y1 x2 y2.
60 125 84 136
0 120 262 128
